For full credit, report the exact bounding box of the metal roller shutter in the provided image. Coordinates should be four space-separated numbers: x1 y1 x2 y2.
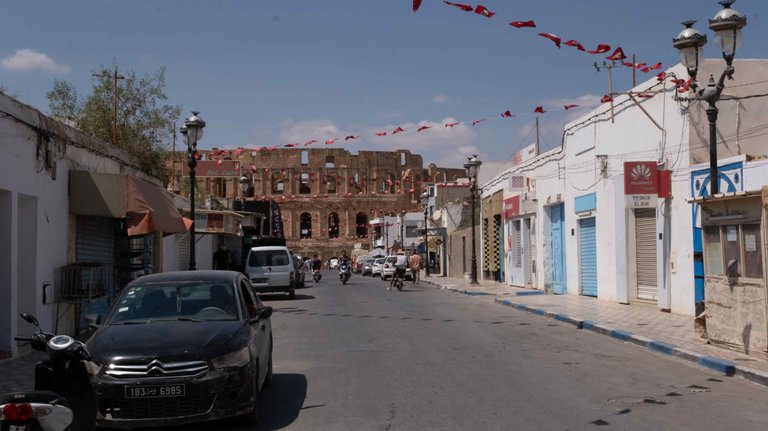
579 217 597 297
74 216 116 329
635 208 658 301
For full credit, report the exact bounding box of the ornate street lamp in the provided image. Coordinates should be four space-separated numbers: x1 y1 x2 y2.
673 1 746 194
464 155 482 285
420 190 430 277
182 111 206 270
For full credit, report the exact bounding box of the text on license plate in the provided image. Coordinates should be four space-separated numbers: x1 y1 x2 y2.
125 384 185 398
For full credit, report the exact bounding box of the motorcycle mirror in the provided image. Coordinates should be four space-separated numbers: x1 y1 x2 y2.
20 313 39 327
84 314 101 329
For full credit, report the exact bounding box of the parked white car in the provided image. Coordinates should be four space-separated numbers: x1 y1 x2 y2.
371 258 385 277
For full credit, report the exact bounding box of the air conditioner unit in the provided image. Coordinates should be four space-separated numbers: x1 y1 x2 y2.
523 190 537 201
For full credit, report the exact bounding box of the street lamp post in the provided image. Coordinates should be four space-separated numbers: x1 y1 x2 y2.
182 111 206 270
464 155 482 285
399 211 406 252
420 191 430 277
673 1 746 195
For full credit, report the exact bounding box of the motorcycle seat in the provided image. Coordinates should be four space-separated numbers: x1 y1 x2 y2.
0 390 62 404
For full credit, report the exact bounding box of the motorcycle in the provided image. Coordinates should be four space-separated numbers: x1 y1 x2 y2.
313 269 322 282
338 262 351 285
0 313 96 431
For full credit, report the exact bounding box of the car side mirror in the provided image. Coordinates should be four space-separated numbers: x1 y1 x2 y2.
85 314 101 329
252 306 273 321
20 313 40 328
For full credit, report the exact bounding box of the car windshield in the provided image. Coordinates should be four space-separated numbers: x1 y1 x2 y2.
375 259 384 265
108 282 239 324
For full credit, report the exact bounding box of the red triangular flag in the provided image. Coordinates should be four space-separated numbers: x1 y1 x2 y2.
640 67 651 73
325 138 338 145
472 119 486 126
564 40 585 51
605 47 626 61
250 164 257 172
509 20 535 28
344 135 359 140
501 110 515 118
445 122 459 127
443 1 473 11
392 127 406 134
623 61 635 68
601 95 613 103
587 44 611 54
634 63 647 70
538 33 561 48
656 72 667 81
474 5 495 17
564 104 579 110
649 62 663 70
284 143 298 147
417 125 432 132
413 0 422 12
304 140 317 146
375 132 387 136
534 106 546 114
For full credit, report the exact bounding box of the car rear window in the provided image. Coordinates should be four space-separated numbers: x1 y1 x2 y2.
249 250 291 267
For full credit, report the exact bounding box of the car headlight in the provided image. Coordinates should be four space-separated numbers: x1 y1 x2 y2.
212 347 251 369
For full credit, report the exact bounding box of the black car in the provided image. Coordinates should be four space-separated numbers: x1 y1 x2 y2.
86 270 273 428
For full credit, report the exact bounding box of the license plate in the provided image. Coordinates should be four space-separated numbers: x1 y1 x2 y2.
125 384 185 398
10 425 29 431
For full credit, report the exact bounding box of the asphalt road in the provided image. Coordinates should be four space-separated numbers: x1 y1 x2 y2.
155 271 768 430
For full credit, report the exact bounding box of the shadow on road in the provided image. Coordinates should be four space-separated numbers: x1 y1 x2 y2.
260 294 315 301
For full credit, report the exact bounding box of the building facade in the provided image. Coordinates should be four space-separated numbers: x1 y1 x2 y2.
177 147 464 261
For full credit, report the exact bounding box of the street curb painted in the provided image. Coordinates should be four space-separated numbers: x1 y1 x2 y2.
485 295 768 386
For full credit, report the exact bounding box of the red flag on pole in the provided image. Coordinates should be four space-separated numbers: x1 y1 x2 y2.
601 95 613 103
509 20 536 28
501 110 515 118
413 0 422 12
474 5 495 17
564 40 585 51
534 106 546 114
605 47 626 61
587 44 611 54
538 33 562 48
443 1 473 11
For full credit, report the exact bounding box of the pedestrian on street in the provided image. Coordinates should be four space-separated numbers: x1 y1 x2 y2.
213 244 231 270
408 251 422 284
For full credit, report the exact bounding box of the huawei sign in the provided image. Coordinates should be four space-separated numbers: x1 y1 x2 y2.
624 161 657 195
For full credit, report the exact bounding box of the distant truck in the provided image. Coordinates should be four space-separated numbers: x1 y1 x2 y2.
232 199 286 271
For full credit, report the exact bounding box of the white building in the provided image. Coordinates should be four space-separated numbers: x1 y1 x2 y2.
0 93 191 357
482 59 768 317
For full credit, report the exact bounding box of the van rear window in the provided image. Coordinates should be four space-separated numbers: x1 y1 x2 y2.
249 250 290 267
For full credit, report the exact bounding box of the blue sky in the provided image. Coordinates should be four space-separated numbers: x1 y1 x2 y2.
1 1 766 168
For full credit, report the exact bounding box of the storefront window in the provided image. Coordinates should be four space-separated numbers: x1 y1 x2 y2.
722 225 741 277
704 225 723 275
742 224 763 279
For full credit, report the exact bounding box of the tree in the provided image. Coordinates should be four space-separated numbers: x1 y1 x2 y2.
46 59 181 180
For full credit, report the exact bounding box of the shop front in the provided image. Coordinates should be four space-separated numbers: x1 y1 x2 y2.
503 194 537 288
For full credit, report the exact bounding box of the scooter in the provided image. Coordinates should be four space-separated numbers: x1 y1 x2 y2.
313 269 322 282
338 263 351 285
0 313 96 431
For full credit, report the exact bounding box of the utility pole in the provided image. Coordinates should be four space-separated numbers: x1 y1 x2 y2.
535 117 540 157
92 69 125 147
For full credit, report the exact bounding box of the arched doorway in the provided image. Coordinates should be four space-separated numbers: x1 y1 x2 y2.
300 212 312 239
356 212 368 238
328 212 340 238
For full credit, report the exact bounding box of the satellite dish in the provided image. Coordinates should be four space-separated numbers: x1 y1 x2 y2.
431 209 442 221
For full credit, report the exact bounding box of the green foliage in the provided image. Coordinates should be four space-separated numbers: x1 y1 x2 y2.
46 59 181 180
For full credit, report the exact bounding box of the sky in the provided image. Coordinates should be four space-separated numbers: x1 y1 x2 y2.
1 1 767 169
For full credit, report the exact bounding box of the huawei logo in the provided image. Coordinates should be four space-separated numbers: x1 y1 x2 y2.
631 164 652 181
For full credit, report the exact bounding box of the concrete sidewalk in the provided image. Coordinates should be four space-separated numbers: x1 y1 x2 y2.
420 275 768 387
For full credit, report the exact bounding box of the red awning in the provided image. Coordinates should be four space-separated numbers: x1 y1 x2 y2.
126 176 187 236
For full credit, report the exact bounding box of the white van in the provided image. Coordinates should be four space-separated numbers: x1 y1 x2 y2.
245 246 296 299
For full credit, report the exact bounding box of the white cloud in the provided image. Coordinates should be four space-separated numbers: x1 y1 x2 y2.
278 119 347 143
432 94 449 103
1 49 70 74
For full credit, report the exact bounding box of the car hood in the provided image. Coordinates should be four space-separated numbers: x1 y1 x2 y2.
87 320 247 364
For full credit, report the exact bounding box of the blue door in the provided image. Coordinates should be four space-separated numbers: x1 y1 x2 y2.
550 204 566 294
579 217 597 297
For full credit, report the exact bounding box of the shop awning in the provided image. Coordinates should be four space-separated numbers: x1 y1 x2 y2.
69 171 187 236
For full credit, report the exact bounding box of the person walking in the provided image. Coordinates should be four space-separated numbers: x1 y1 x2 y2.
408 251 422 285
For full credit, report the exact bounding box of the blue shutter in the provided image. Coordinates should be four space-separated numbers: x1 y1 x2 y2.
579 217 597 297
